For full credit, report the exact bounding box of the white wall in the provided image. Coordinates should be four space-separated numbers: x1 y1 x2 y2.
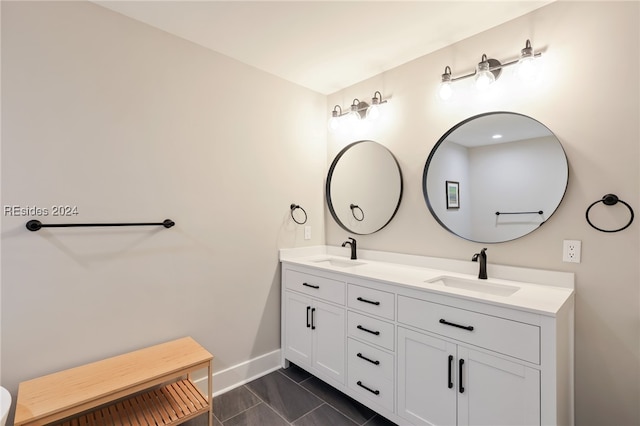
327 2 639 425
1 0 326 401
425 140 471 237
467 136 567 242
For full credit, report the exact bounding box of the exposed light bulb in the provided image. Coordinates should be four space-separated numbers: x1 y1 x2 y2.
366 91 386 121
328 115 340 132
517 39 539 83
475 60 495 90
344 110 360 125
366 104 380 121
328 105 343 132
343 99 362 126
517 58 538 82
439 66 453 100
439 81 453 100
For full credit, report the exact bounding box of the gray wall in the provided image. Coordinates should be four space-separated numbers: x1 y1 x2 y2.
1 0 325 396
327 2 639 425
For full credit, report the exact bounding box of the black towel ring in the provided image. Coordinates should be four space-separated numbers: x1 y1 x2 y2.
290 204 307 225
585 194 634 233
350 204 364 222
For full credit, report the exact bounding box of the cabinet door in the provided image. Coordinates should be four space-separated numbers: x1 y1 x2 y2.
312 300 346 384
398 327 457 426
457 346 540 426
284 292 313 369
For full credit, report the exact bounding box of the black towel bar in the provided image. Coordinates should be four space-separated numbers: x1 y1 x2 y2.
26 219 175 232
495 210 543 215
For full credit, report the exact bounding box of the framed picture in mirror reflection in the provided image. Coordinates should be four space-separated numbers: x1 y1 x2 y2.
446 181 459 209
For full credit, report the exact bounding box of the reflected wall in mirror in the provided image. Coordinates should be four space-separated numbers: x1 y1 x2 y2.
327 140 403 235
423 112 568 243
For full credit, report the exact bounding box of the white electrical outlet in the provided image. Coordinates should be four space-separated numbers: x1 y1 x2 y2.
304 226 311 240
562 240 581 263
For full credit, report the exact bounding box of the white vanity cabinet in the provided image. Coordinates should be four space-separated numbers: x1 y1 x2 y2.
346 281 397 413
398 323 540 425
280 253 574 426
282 266 346 385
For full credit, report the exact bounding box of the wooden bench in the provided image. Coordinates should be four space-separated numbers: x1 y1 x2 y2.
14 337 213 426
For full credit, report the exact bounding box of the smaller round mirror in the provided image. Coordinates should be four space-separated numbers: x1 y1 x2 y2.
327 140 403 235
423 112 568 243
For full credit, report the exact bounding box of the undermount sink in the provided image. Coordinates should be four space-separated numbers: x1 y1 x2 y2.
426 275 520 297
312 258 366 268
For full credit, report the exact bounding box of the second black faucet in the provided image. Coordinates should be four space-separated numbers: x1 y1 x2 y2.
472 248 488 279
342 237 357 260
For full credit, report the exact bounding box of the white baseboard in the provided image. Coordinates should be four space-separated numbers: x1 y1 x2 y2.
194 349 282 397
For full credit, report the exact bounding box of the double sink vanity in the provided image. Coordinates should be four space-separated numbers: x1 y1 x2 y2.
282 111 574 425
280 246 574 425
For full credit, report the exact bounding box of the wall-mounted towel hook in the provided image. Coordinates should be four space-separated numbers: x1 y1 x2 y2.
350 204 364 221
585 194 634 233
26 219 175 232
290 204 307 225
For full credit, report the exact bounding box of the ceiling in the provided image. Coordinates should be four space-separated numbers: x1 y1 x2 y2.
447 113 553 147
93 1 552 95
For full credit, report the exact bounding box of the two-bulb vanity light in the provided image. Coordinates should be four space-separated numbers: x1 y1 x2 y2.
328 91 388 132
439 39 542 100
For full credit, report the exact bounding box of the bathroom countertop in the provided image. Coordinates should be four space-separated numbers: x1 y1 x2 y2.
280 246 574 317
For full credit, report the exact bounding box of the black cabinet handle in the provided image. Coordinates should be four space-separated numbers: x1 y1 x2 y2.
357 352 380 366
448 355 454 389
356 381 380 395
357 297 380 306
459 358 465 393
306 306 311 328
311 307 316 330
356 325 380 336
303 282 319 289
439 318 474 331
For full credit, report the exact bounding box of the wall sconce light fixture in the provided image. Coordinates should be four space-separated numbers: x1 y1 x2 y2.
344 98 364 125
439 39 542 100
366 91 387 121
328 91 388 132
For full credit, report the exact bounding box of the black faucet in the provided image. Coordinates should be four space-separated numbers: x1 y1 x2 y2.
472 248 488 280
342 237 357 260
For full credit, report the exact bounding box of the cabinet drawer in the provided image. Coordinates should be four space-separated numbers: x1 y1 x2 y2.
347 284 395 320
348 338 394 381
285 269 345 305
348 341 394 412
397 296 540 364
347 311 394 351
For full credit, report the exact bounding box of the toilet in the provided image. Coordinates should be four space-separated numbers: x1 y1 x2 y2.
0 387 10 426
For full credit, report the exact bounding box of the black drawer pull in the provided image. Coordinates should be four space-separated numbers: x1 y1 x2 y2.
302 282 319 289
357 352 380 366
459 358 465 393
306 306 311 328
439 318 474 331
357 325 380 336
447 355 454 389
357 297 380 306
357 381 380 395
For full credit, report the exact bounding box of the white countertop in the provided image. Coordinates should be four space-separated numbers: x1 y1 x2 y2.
280 246 574 317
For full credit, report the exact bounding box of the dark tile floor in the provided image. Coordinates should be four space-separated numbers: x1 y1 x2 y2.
186 364 398 426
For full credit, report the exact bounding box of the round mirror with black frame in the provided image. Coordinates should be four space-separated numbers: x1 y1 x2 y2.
327 140 403 235
423 111 568 243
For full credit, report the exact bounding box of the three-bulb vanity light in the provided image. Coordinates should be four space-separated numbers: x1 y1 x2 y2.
328 91 388 132
439 39 542 100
